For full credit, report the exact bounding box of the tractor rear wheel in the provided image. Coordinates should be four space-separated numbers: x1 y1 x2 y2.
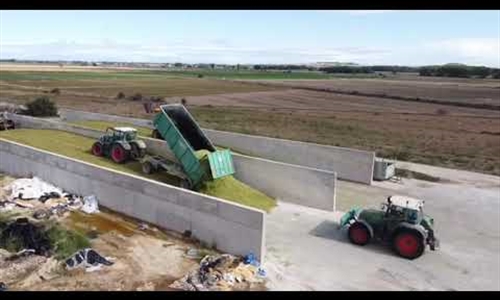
91 142 104 157
111 144 128 164
393 230 425 259
348 222 371 246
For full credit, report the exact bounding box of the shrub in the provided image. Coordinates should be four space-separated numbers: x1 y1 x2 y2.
129 93 143 101
436 108 448 115
50 88 60 95
24 96 58 117
116 92 125 99
181 98 187 105
197 74 204 78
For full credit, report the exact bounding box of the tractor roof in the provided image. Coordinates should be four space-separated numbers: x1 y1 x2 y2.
388 195 424 210
113 127 137 132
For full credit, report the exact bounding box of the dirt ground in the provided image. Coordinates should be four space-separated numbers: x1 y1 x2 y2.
0 174 215 291
247 77 500 107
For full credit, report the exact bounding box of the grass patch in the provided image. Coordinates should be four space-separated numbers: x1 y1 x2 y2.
70 120 153 137
0 129 179 186
199 176 276 212
46 223 91 260
395 168 441 182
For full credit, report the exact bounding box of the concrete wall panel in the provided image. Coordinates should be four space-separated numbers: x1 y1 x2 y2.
59 108 375 184
9 112 337 211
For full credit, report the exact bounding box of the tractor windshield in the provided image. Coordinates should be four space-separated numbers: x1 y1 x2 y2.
125 131 137 141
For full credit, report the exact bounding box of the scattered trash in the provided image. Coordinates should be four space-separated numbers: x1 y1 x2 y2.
169 253 266 291
6 249 36 261
65 248 114 271
185 248 202 259
81 195 99 214
14 199 35 208
0 282 7 291
0 201 15 212
257 268 267 277
33 209 50 220
138 223 149 231
5 177 64 201
39 191 61 203
243 252 260 267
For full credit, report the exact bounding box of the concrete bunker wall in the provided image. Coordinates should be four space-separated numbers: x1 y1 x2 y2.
59 109 375 185
0 139 266 262
10 113 337 211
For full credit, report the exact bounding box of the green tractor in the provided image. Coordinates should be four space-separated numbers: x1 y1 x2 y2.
339 195 439 259
91 127 147 164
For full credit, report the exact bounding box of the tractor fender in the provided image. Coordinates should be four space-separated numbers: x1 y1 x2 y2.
114 141 132 151
132 140 147 149
356 219 374 239
392 223 427 240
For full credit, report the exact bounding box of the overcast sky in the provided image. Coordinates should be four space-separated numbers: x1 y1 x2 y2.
0 10 499 67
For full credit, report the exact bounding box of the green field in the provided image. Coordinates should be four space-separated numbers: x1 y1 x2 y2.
0 129 275 211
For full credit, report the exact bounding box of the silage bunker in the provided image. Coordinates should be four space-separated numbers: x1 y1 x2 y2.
0 129 276 212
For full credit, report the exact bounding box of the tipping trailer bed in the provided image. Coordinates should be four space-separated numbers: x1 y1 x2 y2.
147 104 235 189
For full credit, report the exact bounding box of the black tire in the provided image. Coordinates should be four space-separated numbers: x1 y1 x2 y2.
130 142 146 160
152 129 163 140
348 222 371 246
180 179 192 190
392 229 425 259
142 161 155 174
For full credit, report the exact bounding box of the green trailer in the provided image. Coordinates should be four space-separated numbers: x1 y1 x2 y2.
141 104 235 189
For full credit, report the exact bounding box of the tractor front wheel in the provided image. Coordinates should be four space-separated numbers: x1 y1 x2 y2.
111 144 128 164
92 142 104 157
393 230 425 259
348 222 371 246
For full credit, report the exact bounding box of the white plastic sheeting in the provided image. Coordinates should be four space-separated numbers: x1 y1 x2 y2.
4 177 64 200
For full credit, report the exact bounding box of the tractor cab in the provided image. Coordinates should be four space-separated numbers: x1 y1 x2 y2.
383 195 424 225
104 127 138 142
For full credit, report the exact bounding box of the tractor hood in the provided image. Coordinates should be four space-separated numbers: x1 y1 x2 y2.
339 207 363 227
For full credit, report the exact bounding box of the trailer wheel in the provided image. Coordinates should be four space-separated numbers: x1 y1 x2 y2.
348 222 371 246
393 229 425 259
180 179 191 190
152 129 162 140
142 161 155 174
111 144 128 164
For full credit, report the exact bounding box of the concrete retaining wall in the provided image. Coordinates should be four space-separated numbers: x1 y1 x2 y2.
0 139 266 261
59 108 375 184
9 113 337 211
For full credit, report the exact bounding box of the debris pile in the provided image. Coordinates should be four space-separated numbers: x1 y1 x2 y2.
0 177 93 219
169 253 266 291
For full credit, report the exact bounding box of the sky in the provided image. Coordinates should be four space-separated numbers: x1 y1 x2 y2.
0 10 499 67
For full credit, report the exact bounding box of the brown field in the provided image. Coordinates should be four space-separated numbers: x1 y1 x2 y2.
247 77 500 108
1 68 499 176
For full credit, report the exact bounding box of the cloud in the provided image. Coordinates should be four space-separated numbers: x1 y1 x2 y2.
0 39 391 65
425 38 500 67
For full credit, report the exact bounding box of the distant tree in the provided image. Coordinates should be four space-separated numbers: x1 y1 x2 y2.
129 93 143 101
197 74 204 78
24 96 58 117
181 98 187 106
116 92 126 99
